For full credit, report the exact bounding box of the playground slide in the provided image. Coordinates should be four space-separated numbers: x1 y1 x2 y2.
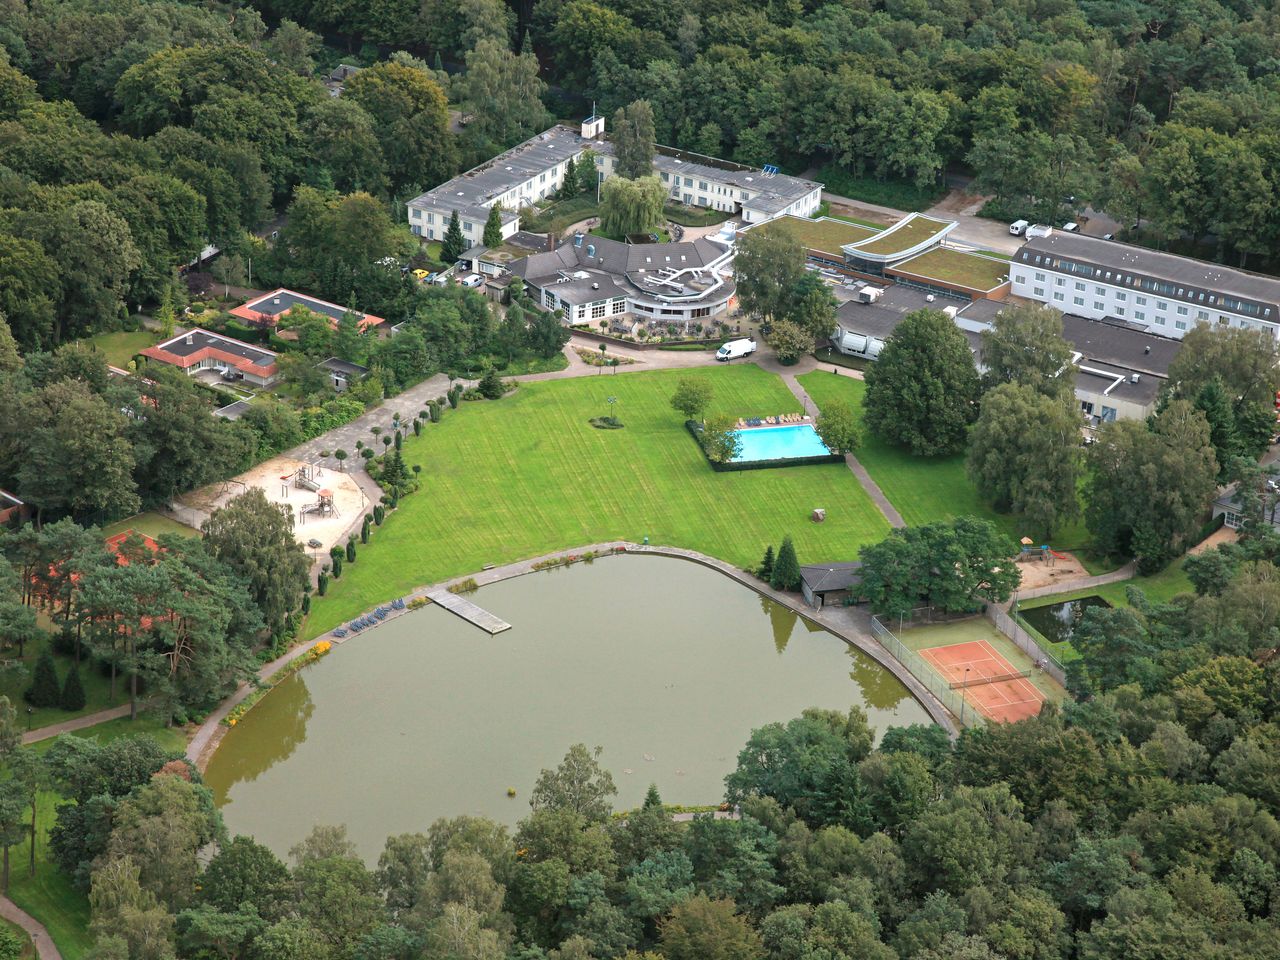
296 476 319 492
1048 549 1071 560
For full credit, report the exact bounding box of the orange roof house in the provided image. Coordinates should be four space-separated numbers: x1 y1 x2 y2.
229 288 386 334
140 329 280 387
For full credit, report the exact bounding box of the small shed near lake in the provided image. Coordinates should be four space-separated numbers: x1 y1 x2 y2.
800 562 864 609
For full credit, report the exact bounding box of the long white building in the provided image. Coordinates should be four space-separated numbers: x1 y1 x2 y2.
1011 234 1280 339
407 118 822 247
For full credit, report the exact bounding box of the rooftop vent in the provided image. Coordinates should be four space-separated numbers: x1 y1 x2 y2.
185 334 193 345
591 283 599 290
1144 345 1151 354
273 297 281 305
1131 373 1141 383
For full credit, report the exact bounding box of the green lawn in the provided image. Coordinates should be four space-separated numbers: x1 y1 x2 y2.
892 248 1010 291
851 215 951 256
1018 558 1194 612
9 715 185 960
306 366 893 637
664 204 731 228
762 215 878 256
797 372 1091 550
100 512 199 541
83 331 157 369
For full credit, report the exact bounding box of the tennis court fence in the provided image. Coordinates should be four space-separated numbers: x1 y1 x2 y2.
985 606 1067 686
869 614 985 728
949 669 1033 689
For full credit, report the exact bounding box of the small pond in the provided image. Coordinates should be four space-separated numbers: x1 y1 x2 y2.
204 555 930 860
1018 594 1112 646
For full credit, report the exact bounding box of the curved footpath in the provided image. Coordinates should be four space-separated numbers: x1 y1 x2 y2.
0 895 59 960
187 542 958 771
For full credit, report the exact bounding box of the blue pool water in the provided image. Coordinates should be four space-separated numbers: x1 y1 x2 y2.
732 424 834 462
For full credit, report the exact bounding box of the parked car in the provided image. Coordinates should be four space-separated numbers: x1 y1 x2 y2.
716 338 757 362
459 273 485 289
1062 222 1080 232
411 268 430 282
1025 224 1053 239
1009 219 1029 236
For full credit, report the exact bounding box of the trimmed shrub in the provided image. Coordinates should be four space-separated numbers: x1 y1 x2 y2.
60 663 86 711
346 538 357 563
331 553 343 579
413 419 422 436
374 505 385 525
25 648 61 708
301 594 311 616
361 516 371 544
317 572 329 596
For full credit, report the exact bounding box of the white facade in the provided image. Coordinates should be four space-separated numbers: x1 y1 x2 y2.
1012 235 1280 340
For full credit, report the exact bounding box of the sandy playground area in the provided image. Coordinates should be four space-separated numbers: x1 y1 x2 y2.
1013 550 1088 591
176 455 367 555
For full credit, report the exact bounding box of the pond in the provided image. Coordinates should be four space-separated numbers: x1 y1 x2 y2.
1018 595 1112 647
204 555 930 860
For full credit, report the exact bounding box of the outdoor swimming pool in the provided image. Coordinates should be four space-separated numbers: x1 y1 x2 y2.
733 424 834 462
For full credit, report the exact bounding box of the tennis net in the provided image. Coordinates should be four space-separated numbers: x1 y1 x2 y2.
949 669 1033 689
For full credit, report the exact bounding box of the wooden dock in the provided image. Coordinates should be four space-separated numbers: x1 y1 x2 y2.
426 589 511 635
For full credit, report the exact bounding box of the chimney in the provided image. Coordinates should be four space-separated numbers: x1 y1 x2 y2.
185 334 193 345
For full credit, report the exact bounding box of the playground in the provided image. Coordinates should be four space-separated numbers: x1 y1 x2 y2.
1012 540 1087 591
176 455 366 555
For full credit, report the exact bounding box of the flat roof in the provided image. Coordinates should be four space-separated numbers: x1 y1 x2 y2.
835 286 940 339
595 140 822 217
1075 358 1161 406
760 216 878 256
891 247 1010 291
317 358 370 376
1020 233 1280 316
407 125 585 222
1060 313 1181 376
846 214 954 257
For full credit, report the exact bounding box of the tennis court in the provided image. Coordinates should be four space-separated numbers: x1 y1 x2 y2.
920 639 1046 723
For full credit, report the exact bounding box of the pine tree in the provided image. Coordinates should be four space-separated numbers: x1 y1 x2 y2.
479 367 504 399
577 149 599 195
60 663 86 711
441 210 466 264
770 536 801 591
483 203 503 248
560 155 580 198
25 648 61 709
334 308 366 363
759 545 775 581
643 784 663 810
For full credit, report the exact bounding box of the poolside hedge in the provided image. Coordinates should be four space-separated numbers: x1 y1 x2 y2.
685 420 844 472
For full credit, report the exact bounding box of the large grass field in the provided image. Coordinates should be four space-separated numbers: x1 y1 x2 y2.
305 366 893 636
83 331 157 369
9 716 185 960
796 371 1091 550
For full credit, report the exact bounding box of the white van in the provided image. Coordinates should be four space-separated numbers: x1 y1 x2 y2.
1009 219 1029 236
1025 224 1053 239
716 338 757 362
458 273 484 289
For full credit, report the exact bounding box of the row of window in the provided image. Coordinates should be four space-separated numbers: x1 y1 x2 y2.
1020 272 1236 331
1022 253 1273 318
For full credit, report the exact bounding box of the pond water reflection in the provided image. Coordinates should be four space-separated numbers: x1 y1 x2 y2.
204 555 929 859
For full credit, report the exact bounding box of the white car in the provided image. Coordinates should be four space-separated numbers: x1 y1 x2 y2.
458 274 485 288
1062 222 1080 232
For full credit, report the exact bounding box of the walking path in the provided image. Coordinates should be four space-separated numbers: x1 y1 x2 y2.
0 895 59 960
23 704 132 745
775 369 905 528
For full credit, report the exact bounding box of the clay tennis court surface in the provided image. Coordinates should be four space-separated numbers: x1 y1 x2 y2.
920 639 1046 723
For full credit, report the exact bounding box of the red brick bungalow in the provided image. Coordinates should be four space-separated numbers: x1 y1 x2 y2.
139 329 280 388
229 288 387 337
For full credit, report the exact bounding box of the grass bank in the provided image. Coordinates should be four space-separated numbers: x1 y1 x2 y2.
306 366 892 636
797 372 1091 549
817 165 947 212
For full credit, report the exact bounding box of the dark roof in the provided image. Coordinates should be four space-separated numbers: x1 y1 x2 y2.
151 329 276 366
1060 313 1181 377
317 358 371 377
1074 359 1161 406
240 290 352 324
834 286 939 339
800 562 863 593
1020 233 1280 316
0 490 22 508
